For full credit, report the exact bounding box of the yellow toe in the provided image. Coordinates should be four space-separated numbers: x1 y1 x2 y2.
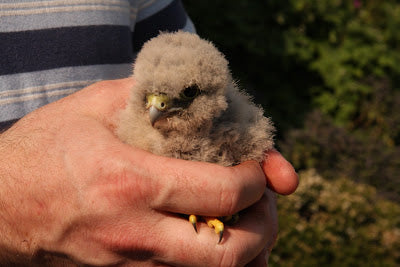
189 214 198 233
205 217 224 243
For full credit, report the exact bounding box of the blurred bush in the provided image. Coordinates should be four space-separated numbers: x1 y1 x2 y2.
183 0 400 265
272 169 400 266
184 0 400 132
279 107 400 202
183 0 400 199
279 0 400 127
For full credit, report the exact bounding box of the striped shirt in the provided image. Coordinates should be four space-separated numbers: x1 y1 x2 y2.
0 0 195 130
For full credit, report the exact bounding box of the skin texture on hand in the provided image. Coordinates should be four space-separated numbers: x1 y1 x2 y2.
0 78 298 266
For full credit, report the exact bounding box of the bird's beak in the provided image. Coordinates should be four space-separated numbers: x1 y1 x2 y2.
146 94 171 126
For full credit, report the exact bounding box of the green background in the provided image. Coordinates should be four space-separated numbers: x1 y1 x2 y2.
183 1 400 265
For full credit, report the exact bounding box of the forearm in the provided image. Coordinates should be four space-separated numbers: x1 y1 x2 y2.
0 124 71 266
0 130 33 264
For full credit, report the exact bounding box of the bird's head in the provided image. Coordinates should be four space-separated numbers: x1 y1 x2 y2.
131 31 232 135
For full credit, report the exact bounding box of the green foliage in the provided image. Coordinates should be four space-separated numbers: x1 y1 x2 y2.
183 0 400 134
279 108 400 202
282 0 400 126
184 0 400 196
272 1 400 201
182 0 400 265
353 77 400 147
272 169 400 267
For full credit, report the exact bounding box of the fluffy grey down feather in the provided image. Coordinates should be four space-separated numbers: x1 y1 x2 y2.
117 31 275 166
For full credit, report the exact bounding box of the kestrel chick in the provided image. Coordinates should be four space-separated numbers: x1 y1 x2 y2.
117 31 275 243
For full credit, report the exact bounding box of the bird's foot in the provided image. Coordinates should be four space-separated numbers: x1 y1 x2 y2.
205 217 224 243
187 213 239 243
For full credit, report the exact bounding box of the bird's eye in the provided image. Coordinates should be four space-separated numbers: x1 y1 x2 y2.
180 85 200 100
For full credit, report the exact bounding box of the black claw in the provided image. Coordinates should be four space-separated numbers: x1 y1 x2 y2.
218 230 223 244
192 222 197 233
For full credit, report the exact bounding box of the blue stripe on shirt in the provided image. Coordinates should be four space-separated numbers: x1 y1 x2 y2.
0 25 133 75
132 0 187 52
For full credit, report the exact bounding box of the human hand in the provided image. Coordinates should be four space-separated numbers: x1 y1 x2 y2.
0 78 297 266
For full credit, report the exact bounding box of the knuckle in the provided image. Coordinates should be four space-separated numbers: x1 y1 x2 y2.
218 180 240 215
216 247 240 267
149 163 182 210
94 155 150 204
